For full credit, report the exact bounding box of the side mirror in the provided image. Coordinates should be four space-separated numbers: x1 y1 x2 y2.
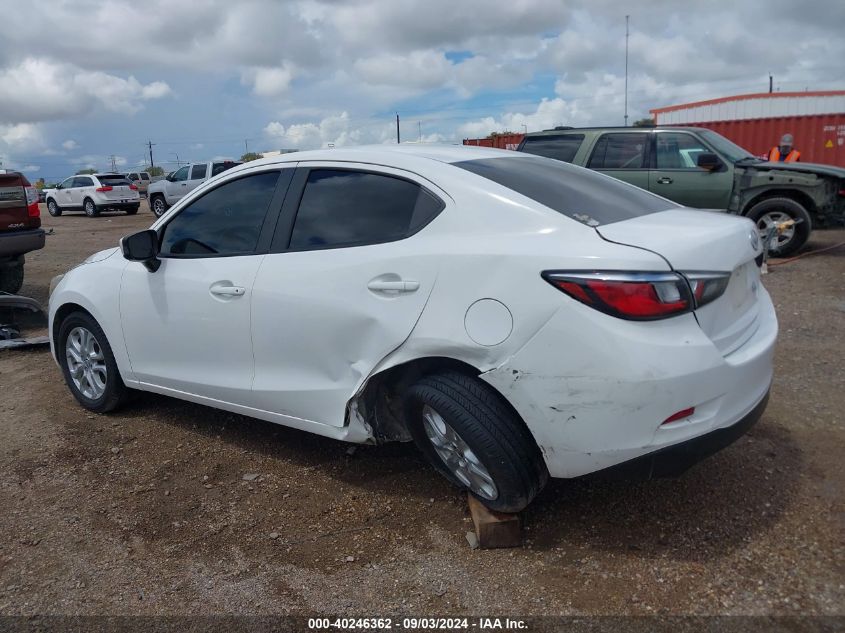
121 229 161 272
697 152 722 171
56 184 63 190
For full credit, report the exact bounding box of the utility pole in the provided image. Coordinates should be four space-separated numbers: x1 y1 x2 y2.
624 15 630 127
147 140 156 168
109 155 117 171
418 121 422 143
396 113 400 144
244 139 249 155
769 74 773 93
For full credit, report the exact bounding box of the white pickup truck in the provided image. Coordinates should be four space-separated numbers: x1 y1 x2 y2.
147 160 241 217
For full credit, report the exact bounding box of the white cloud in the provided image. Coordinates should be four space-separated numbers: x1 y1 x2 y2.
0 123 44 149
244 64 296 97
264 112 396 150
62 139 78 150
0 58 171 124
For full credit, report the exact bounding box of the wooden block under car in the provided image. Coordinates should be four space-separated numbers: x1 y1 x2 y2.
467 493 522 549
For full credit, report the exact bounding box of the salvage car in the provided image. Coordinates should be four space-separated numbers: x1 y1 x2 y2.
44 173 140 217
518 126 845 256
147 160 241 217
48 146 777 512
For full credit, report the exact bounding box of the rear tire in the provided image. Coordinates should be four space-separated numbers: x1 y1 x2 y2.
745 197 812 257
57 311 128 413
47 199 62 217
0 261 24 294
150 195 168 218
404 371 548 513
83 198 99 217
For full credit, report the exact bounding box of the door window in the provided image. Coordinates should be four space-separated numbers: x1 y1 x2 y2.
170 166 189 182
655 132 710 169
60 177 75 189
72 176 94 187
159 171 280 257
211 161 240 177
288 169 443 250
588 133 649 169
520 134 585 163
190 164 208 180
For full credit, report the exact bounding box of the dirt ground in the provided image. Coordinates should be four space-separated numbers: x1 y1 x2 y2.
0 202 843 616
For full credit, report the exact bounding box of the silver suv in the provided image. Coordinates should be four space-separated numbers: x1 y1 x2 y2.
44 173 140 218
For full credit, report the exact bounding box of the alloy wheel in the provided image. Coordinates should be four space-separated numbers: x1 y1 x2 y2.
65 326 108 400
421 404 498 500
756 210 795 252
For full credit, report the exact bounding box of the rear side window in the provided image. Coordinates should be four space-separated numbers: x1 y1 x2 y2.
160 171 279 257
454 156 677 226
588 133 649 169
520 134 585 163
73 177 94 187
211 161 240 177
97 175 131 186
190 164 207 180
289 169 443 250
140 173 150 181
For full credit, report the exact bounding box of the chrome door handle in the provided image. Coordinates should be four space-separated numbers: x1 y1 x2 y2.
210 285 245 297
656 177 673 184
367 280 420 293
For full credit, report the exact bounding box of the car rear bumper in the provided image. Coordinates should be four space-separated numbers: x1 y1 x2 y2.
0 228 45 259
97 200 140 209
481 286 777 479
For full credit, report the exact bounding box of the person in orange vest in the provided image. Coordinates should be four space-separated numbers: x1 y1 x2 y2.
769 134 800 162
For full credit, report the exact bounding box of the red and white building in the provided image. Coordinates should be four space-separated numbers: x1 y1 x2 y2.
651 91 845 167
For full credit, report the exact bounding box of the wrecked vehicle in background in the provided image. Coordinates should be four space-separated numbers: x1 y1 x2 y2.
518 126 845 256
48 146 776 512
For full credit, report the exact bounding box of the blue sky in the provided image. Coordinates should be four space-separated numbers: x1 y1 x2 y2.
0 0 842 183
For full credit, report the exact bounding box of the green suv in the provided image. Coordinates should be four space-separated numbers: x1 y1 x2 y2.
518 127 845 256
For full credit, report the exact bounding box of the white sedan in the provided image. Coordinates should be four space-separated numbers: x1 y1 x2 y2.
49 145 776 512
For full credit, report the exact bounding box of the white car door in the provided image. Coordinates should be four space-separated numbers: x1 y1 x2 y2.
58 177 75 207
119 168 287 404
165 165 189 204
249 164 445 427
71 176 94 207
186 163 208 195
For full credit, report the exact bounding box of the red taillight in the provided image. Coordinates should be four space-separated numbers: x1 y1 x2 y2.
686 273 731 309
96 185 113 192
543 272 692 320
838 188 845 197
129 184 138 191
25 186 40 218
662 407 695 425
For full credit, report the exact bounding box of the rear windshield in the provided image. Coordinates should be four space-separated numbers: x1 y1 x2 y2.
211 161 242 177
453 156 678 226
97 175 132 186
519 134 584 163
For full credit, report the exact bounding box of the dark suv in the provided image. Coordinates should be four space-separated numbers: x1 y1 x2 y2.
0 170 45 294
518 126 845 256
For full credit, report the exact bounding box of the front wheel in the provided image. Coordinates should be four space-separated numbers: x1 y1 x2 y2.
83 198 99 217
746 197 812 257
150 195 168 218
404 371 548 513
57 311 128 413
0 261 24 294
47 199 62 217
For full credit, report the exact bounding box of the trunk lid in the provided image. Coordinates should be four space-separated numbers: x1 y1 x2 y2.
596 209 764 355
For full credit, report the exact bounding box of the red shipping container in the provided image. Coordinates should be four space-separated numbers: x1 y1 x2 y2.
463 133 524 151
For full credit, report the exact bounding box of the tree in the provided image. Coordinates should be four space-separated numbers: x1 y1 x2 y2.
633 118 656 128
485 130 516 139
76 168 96 175
240 152 262 162
143 165 164 177
35 178 45 190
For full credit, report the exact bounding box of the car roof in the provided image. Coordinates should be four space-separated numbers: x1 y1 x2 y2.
233 144 527 174
523 126 708 137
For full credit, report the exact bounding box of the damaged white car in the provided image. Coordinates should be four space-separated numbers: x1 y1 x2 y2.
49 146 777 512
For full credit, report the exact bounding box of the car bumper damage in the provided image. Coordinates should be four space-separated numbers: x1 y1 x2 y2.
481 287 778 479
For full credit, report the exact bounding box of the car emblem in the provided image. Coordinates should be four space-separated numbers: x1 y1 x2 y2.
749 228 760 251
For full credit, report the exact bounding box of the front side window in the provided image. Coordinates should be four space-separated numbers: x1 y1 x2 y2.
655 132 711 169
160 171 280 257
60 177 75 189
288 169 443 250
140 173 150 181
588 133 649 169
171 166 189 182
520 134 585 163
190 164 207 180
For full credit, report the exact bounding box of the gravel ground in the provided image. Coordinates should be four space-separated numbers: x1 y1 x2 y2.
0 202 843 616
